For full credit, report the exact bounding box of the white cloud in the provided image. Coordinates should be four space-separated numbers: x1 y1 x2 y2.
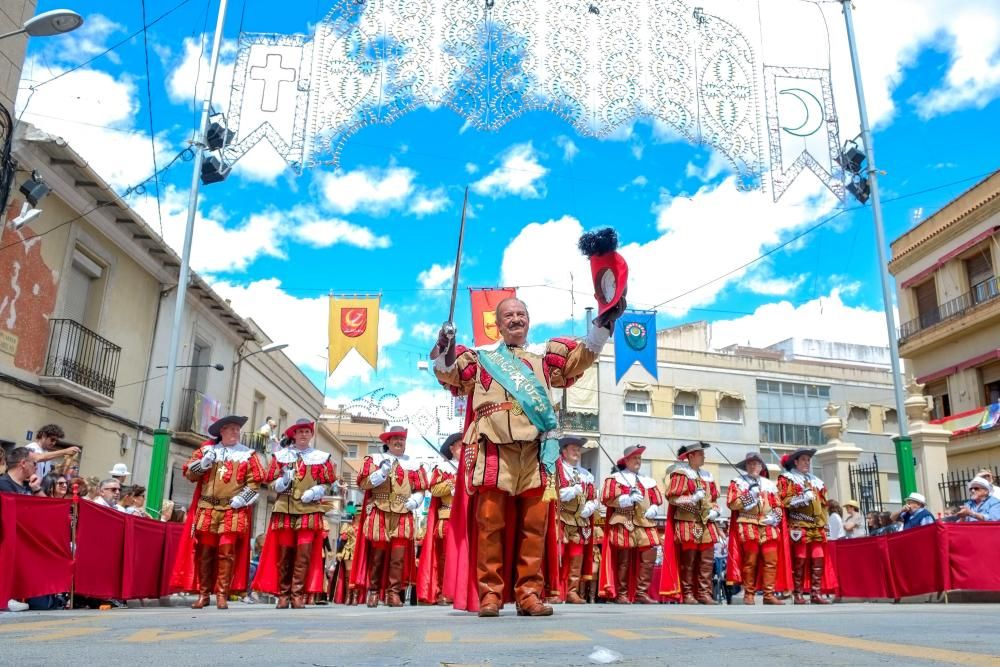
409 188 449 217
464 162 479 174
471 143 548 199
743 274 807 297
685 152 731 183
291 210 391 249
709 288 892 350
49 14 126 65
320 166 416 215
619 175 649 191
417 263 454 290
556 136 579 162
411 322 437 340
164 36 237 112
630 142 644 161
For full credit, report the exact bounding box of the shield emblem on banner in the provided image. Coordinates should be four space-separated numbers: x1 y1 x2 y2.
624 321 647 351
482 311 500 341
341 308 368 338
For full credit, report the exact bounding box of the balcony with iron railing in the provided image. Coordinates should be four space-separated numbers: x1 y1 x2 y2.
176 387 223 445
38 319 121 408
560 411 599 432
899 276 1000 343
242 431 269 455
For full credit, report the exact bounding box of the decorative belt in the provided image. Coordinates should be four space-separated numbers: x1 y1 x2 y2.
200 495 233 505
476 401 523 419
789 512 816 524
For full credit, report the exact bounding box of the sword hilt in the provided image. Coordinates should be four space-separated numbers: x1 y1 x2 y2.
441 321 456 340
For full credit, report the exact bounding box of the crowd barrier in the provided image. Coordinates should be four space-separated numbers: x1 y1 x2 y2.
0 495 184 605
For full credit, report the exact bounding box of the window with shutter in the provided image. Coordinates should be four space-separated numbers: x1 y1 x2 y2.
966 250 996 304
914 280 939 327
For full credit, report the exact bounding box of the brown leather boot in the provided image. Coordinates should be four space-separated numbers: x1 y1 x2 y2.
742 548 759 605
191 542 215 609
385 544 406 607
215 543 235 609
792 555 808 604
695 549 718 605
514 494 553 617
810 557 830 604
633 548 657 604
367 546 386 608
761 548 783 605
566 552 586 604
276 545 294 609
435 537 452 605
476 490 506 616
680 549 698 604
291 541 313 609
614 548 631 604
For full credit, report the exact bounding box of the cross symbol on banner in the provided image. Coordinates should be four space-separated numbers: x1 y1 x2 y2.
250 53 296 113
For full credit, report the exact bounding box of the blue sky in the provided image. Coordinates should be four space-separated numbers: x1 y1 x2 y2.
18 0 1000 443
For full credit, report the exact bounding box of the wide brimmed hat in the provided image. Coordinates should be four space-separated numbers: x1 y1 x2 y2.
617 444 646 467
208 415 248 438
439 433 463 460
379 425 408 444
904 492 927 506
579 228 629 317
109 463 131 477
844 499 860 510
735 452 768 478
678 441 711 460
782 447 817 470
284 418 315 441
559 435 587 451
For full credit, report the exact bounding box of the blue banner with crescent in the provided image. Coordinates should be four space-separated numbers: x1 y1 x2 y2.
614 310 658 384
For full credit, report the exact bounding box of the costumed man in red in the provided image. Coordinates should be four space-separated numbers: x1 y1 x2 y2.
331 512 360 605
725 452 786 605
432 228 626 618
556 436 598 604
353 426 428 608
599 444 662 604
171 415 265 610
417 433 462 605
255 418 336 609
665 441 721 605
778 447 834 604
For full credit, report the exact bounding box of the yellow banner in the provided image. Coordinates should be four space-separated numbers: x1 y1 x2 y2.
328 296 380 374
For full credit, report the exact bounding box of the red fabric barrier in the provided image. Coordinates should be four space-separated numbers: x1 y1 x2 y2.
0 495 73 603
123 516 167 600
886 524 945 598
160 522 184 597
829 536 894 599
946 522 1000 592
75 501 126 599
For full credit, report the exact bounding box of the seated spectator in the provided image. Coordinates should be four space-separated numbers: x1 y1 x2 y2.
891 493 935 530
41 473 69 499
109 463 131 485
865 511 879 535
975 469 1000 501
871 511 898 536
842 500 865 538
84 476 101 501
0 447 43 496
25 424 79 479
827 500 845 540
123 485 148 517
92 478 123 510
955 477 1000 522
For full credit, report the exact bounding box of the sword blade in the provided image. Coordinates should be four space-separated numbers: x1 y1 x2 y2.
447 186 470 326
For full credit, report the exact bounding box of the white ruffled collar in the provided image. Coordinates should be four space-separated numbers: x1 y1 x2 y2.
673 463 714 483
372 452 422 472
275 447 329 465
201 443 255 462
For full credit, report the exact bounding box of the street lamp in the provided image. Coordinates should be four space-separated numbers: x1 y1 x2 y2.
0 9 84 40
227 341 290 412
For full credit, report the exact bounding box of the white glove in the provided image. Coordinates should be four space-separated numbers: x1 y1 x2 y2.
198 449 216 470
230 495 247 509
559 485 581 503
618 494 635 508
804 489 816 502
273 467 295 493
367 470 387 487
450 485 456 496
580 501 596 519
644 506 658 520
708 509 720 521
750 485 761 498
692 489 706 502
762 514 779 526
301 485 326 504
379 459 392 473
404 497 420 511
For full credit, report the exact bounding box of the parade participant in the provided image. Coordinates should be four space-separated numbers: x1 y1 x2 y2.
664 441 720 605
170 415 264 610
331 513 361 605
352 426 428 608
417 433 462 605
725 452 788 605
584 510 605 603
778 448 836 604
599 445 662 604
254 418 336 609
556 436 598 604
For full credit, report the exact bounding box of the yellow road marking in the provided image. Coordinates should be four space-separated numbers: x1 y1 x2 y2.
217 629 276 643
125 629 218 643
0 618 95 633
279 630 396 644
425 630 453 643
603 627 718 640
18 627 108 641
672 615 999 667
458 630 588 644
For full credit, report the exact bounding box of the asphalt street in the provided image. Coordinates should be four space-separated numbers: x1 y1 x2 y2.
3 601 999 666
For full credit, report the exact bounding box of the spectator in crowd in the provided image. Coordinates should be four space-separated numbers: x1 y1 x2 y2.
865 511 879 535
955 477 1000 522
72 476 90 499
41 473 69 499
161 499 176 522
0 446 7 475
975 469 1000 501
25 424 79 479
123 485 148 517
109 463 131 485
880 511 900 534
0 447 43 496
84 476 101 501
842 500 865 538
92 478 122 510
170 505 186 523
826 500 845 540
713 520 733 605
891 493 935 530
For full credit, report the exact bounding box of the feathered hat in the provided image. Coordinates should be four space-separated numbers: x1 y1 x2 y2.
578 227 628 317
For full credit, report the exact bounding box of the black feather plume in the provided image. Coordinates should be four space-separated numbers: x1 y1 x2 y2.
578 227 619 257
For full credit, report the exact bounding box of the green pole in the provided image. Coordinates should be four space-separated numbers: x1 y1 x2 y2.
146 429 172 519
893 435 918 498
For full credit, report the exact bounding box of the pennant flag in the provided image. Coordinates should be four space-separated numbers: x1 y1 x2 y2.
470 288 516 347
614 310 658 383
328 295 380 374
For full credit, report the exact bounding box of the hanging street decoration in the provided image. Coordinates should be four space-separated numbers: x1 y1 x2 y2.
328 295 381 374
614 309 658 383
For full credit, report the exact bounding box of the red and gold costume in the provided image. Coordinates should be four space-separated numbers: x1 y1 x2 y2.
663 459 720 604
777 454 837 603
170 431 265 609
599 464 663 604
435 331 605 616
331 517 359 604
254 444 336 608
556 455 597 603
724 455 789 605
352 449 428 607
416 457 458 604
